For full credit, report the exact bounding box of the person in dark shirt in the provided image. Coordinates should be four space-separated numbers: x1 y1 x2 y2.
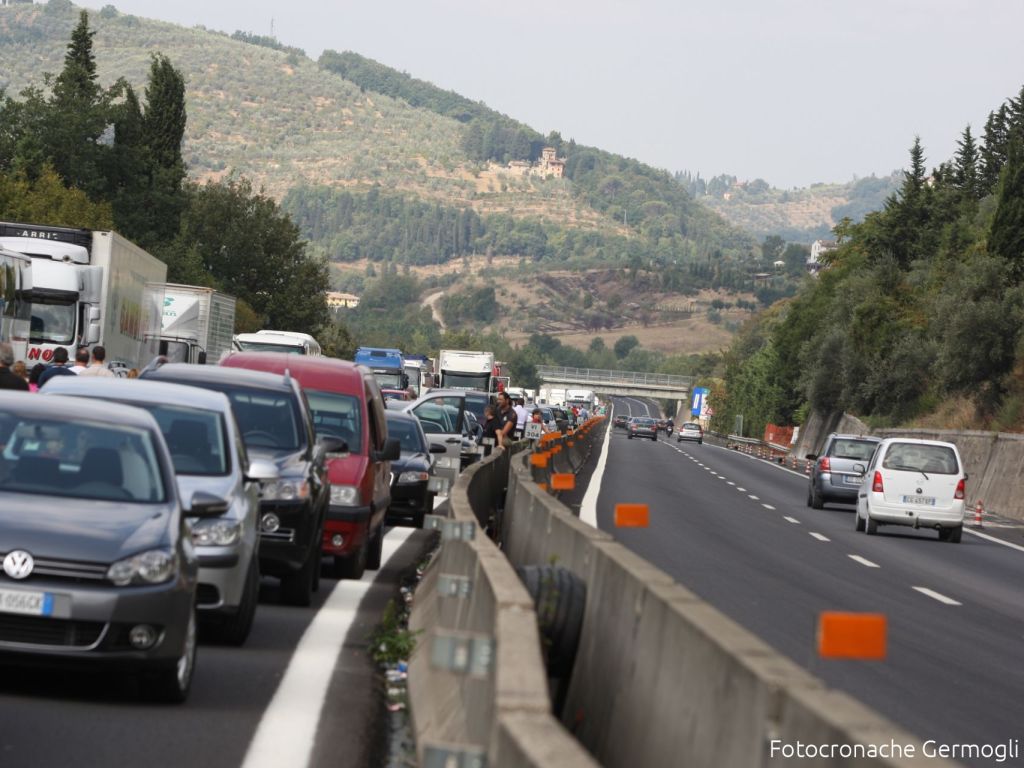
0 343 29 391
496 391 517 448
37 347 78 388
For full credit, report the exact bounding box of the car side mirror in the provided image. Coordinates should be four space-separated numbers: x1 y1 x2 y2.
188 491 230 517
375 437 401 462
852 463 866 476
245 459 279 482
317 436 349 457
429 443 447 454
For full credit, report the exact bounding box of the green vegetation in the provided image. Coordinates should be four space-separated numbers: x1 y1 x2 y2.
714 85 1024 437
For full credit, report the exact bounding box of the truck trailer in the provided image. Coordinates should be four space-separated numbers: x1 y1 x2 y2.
0 247 31 362
155 284 236 365
0 221 167 372
438 349 496 393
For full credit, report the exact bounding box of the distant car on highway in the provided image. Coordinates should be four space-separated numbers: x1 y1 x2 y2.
385 410 446 528
628 417 658 441
0 392 227 702
676 422 703 444
613 414 629 429
806 433 881 509
42 377 278 645
854 438 966 542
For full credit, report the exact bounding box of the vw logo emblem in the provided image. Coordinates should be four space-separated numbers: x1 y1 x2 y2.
3 550 35 580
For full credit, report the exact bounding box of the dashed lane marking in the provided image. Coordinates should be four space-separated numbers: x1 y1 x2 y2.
762 504 776 510
912 587 961 606
809 532 831 542
748 494 760 501
848 554 880 568
783 516 800 524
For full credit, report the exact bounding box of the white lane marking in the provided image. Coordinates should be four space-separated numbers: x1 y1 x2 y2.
579 411 613 528
912 587 962 606
242 528 416 768
703 441 811 479
964 527 1024 553
737 487 747 492
809 532 831 542
762 503 776 510
727 481 736 486
718 476 729 481
748 494 760 501
848 554 880 568
783 516 800 524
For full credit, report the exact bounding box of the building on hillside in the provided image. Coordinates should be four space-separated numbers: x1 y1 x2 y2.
327 291 360 309
807 239 837 272
495 147 566 179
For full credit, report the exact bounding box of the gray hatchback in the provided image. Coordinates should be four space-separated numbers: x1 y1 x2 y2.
43 377 278 645
0 392 228 702
806 433 881 509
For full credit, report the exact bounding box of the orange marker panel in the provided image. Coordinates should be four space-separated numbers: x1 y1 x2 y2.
817 612 887 660
567 441 575 448
537 482 548 491
615 503 649 528
530 452 550 468
550 473 575 491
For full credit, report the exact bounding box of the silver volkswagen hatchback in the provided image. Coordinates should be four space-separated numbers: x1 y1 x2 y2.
0 391 227 702
43 377 277 645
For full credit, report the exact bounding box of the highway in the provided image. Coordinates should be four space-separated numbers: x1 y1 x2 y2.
0 528 430 768
596 397 1024 766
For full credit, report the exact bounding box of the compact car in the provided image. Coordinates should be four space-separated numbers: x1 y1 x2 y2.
806 433 881 508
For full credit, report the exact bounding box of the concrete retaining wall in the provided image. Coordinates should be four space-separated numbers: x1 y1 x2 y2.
501 452 955 768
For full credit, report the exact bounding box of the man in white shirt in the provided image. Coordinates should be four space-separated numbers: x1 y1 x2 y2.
78 345 115 377
69 347 90 374
513 397 528 439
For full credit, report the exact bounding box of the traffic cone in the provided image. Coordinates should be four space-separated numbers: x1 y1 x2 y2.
974 500 984 528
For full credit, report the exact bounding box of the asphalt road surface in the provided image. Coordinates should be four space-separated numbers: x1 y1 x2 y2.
0 527 432 768
596 397 1024 767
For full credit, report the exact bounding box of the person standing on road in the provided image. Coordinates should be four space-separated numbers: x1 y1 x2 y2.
513 397 528 439
78 345 115 377
496 391 516 448
0 343 29 391
70 347 90 374
37 347 78 388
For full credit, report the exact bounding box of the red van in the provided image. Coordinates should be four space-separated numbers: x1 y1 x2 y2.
221 353 399 579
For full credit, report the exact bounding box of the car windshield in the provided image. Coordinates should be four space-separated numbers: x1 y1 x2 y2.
883 443 958 474
386 417 426 454
133 403 228 476
29 298 76 345
683 423 701 431
830 438 878 461
305 390 362 453
236 340 305 354
220 387 302 451
413 402 462 434
0 415 166 503
636 418 656 426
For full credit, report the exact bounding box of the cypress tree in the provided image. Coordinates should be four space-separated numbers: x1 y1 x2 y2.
954 125 980 201
980 105 1010 195
990 134 1024 281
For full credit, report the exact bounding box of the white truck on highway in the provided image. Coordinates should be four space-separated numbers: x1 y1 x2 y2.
155 284 236 365
566 388 597 411
0 221 167 372
438 349 497 393
0 247 32 362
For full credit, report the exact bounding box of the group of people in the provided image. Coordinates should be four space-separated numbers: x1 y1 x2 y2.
0 343 120 392
479 392 563 450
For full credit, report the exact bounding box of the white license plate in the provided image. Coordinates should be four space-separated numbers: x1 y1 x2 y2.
902 495 935 506
843 476 861 485
0 587 54 617
427 477 447 493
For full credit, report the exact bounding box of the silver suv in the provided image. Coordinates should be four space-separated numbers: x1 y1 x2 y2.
806 433 881 509
44 377 278 644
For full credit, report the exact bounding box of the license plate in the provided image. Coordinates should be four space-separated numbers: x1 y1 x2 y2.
843 476 861 485
428 477 447 493
903 495 935 506
0 587 54 617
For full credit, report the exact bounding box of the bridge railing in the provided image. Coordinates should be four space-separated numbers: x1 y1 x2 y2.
535 366 692 389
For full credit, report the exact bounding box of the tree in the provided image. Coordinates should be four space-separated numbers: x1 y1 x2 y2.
953 125 980 201
980 105 1010 195
761 235 785 264
990 135 1024 281
614 334 639 359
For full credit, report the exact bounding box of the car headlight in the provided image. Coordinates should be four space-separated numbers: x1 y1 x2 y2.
262 479 310 501
397 470 429 484
107 549 178 586
435 456 457 469
191 518 242 547
330 484 360 506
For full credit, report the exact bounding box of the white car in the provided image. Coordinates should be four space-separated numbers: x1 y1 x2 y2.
854 438 966 542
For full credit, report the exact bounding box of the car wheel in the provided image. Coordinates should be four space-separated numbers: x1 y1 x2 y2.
281 547 316 606
865 514 878 535
698 439 702 445
939 525 962 543
809 485 824 510
213 556 259 646
334 533 367 580
366 524 385 570
855 507 866 532
145 607 196 704
628 435 633 440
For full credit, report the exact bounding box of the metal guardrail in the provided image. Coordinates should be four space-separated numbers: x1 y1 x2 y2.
536 366 692 389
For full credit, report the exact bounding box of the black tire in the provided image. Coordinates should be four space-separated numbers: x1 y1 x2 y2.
940 525 962 543
366 524 384 571
515 565 586 678
281 548 316 606
677 437 682 442
865 515 878 535
145 607 196 704
855 510 866 532
806 486 813 508
212 556 259 646
627 435 633 440
810 484 824 510
334 535 367 580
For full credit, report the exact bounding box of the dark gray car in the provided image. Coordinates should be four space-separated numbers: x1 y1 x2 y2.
42 377 278 645
0 392 227 702
806 433 881 509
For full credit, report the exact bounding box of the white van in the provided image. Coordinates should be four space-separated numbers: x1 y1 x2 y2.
854 438 966 542
232 330 322 356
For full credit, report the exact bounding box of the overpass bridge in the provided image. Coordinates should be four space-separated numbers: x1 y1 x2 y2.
536 365 692 412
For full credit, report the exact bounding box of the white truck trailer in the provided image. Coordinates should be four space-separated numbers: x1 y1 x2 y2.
156 284 236 364
438 349 497 393
0 247 32 362
0 221 167 372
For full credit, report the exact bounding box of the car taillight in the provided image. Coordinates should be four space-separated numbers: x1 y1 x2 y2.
872 471 884 493
819 456 831 472
954 478 965 500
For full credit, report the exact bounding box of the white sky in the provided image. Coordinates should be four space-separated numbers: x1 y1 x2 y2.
81 0 1024 189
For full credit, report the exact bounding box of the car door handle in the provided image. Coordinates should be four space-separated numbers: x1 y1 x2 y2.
445 437 461 444
859 493 866 498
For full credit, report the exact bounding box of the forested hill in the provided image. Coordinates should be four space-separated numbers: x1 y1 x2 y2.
0 4 755 288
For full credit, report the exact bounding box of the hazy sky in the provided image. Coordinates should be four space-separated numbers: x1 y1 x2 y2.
81 0 1024 189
